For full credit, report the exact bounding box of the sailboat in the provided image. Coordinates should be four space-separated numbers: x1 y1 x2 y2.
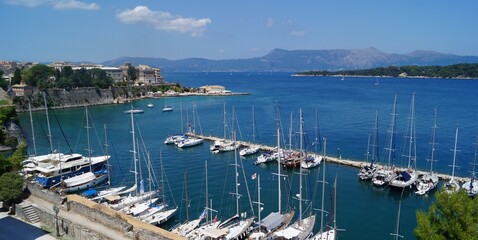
372 95 398 187
60 107 109 193
389 93 418 190
274 109 316 240
358 111 379 180
248 124 295 239
462 134 478 197
240 105 260 157
309 176 340 240
210 104 239 153
444 126 461 194
415 108 440 196
301 107 323 169
177 104 204 148
140 151 178 226
171 168 203 237
184 161 222 239
215 131 254 239
109 109 157 210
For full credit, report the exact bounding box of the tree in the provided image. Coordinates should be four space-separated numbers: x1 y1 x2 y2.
0 172 24 206
11 68 22 85
127 65 137 84
415 189 478 240
0 70 7 90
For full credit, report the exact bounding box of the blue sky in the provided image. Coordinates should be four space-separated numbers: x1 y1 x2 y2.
1 0 477 63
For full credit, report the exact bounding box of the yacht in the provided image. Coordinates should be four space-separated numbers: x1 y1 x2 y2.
163 105 173 112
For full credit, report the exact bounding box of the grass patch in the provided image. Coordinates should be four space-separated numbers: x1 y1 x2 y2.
0 100 11 105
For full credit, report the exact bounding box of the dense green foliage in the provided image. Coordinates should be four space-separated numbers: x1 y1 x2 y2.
19 64 113 90
0 172 24 206
0 70 7 91
11 68 22 85
299 63 478 78
415 190 478 240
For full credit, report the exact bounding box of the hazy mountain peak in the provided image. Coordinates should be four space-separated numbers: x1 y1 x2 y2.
102 48 478 72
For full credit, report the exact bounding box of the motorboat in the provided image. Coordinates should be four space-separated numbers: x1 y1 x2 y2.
163 105 173 112
124 109 144 114
177 138 204 148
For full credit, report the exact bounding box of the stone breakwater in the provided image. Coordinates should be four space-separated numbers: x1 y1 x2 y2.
188 133 469 183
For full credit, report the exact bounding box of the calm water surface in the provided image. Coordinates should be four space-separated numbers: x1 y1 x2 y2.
19 72 478 239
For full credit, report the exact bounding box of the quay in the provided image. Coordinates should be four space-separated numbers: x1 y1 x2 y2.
187 133 468 183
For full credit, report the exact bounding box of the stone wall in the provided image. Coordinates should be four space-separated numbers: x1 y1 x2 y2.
67 200 133 233
27 184 63 206
34 204 109 240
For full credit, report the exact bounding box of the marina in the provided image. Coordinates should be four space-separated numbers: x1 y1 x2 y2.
18 72 478 239
187 132 469 183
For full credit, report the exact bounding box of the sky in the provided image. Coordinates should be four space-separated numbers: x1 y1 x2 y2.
1 0 477 63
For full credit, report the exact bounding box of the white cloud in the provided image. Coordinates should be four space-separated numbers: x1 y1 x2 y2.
53 0 99 10
116 5 211 37
265 17 274 28
5 0 100 10
290 30 306 37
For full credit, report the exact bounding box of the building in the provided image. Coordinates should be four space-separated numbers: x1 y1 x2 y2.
137 65 164 85
11 80 34 96
70 65 123 83
198 85 231 94
0 60 18 75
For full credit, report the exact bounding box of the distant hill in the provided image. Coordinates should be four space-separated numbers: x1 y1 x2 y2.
102 47 478 72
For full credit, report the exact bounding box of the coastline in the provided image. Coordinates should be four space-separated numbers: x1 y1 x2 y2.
292 73 478 80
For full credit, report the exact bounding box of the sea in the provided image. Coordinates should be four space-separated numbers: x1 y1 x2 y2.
18 72 478 239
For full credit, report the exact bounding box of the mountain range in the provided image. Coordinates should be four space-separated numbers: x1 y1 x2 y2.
102 47 478 72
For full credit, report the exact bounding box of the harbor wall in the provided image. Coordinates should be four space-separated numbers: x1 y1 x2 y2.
26 184 184 240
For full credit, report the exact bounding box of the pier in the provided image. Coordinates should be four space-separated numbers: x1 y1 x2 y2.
187 133 468 183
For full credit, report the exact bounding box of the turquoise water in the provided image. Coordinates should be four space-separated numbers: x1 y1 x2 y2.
19 72 478 239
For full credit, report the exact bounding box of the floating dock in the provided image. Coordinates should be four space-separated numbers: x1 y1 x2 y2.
187 133 468 183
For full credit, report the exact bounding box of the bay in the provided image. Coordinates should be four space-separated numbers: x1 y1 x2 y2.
19 72 478 239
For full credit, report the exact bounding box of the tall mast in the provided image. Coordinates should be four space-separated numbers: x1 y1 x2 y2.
85 107 92 172
184 171 189 221
298 109 303 223
365 133 371 163
223 103 227 139
43 92 53 153
428 108 438 175
28 101 37 156
386 94 398 167
451 127 459 180
289 112 293 150
130 108 138 196
406 93 416 170
277 124 282 213
104 124 110 186
252 105 256 143
180 101 184 134
160 150 165 203
320 137 327 232
371 111 379 165
234 131 240 216
252 174 263 233
186 107 191 133
391 201 403 240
